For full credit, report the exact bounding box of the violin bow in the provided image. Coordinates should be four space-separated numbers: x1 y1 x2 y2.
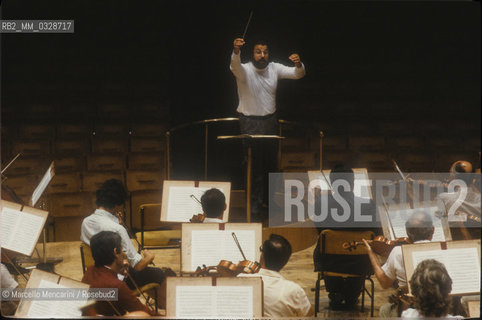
190 194 202 205
320 170 334 193
125 270 156 313
392 159 406 182
231 232 247 261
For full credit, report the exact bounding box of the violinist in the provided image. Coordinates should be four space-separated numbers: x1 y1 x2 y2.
80 179 169 310
201 188 226 223
81 231 158 316
238 234 314 317
362 211 434 318
312 164 380 310
435 160 481 240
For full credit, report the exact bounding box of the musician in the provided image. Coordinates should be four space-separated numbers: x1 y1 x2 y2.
81 231 157 316
231 37 305 222
436 160 481 240
1 263 19 315
402 259 462 319
239 234 313 317
312 164 379 310
80 179 168 309
363 211 435 317
201 188 226 223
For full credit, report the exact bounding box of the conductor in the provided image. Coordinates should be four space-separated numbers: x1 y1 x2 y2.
230 37 305 221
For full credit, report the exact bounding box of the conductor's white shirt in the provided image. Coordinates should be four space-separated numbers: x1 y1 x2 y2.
81 209 142 268
238 268 312 317
230 51 305 116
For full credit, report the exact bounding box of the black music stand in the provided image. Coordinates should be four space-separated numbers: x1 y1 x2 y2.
217 134 284 222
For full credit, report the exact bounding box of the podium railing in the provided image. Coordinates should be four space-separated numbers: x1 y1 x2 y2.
165 118 323 180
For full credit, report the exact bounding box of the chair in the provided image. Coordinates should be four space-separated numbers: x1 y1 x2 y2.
134 203 181 251
80 242 160 312
314 229 375 317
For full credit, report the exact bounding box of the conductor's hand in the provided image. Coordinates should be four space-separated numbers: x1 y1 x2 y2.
233 38 245 54
289 53 302 68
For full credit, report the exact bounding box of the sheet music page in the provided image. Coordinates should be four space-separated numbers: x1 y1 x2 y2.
190 230 255 271
27 279 85 317
31 162 54 207
0 207 44 255
176 286 214 317
175 285 253 318
411 248 480 294
166 187 209 221
308 171 371 199
215 286 253 317
388 207 445 241
353 172 371 199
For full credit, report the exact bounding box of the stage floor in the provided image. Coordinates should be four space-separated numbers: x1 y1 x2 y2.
8 240 398 318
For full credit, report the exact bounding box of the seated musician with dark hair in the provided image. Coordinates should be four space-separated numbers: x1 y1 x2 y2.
201 188 226 223
82 231 157 316
363 211 435 317
402 259 462 319
239 234 314 317
81 179 173 310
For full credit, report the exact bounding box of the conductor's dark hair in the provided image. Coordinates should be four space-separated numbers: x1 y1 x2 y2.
329 163 355 193
405 211 434 242
251 39 269 49
201 188 225 218
96 179 128 209
410 259 453 317
261 234 292 272
90 231 122 267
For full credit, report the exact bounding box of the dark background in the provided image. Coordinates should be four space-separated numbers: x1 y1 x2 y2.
1 0 481 177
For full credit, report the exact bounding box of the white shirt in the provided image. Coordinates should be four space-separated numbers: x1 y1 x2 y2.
382 240 430 288
202 217 224 223
81 209 142 268
401 308 463 319
238 268 311 317
1 263 18 289
230 52 306 116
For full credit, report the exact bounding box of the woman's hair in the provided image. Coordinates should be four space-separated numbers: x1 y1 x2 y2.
410 259 453 317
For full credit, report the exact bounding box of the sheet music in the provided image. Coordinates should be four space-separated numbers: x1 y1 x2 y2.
31 161 55 207
167 187 217 221
190 230 255 271
27 279 85 317
388 207 445 241
1 207 45 255
176 285 253 318
411 247 480 294
308 170 371 199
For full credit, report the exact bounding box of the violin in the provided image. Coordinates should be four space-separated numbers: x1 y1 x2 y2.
194 232 260 277
195 259 260 277
190 213 206 223
343 236 411 257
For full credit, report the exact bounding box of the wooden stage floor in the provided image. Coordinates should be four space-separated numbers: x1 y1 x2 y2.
10 240 398 318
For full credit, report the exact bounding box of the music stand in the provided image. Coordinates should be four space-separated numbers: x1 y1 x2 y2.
217 134 284 222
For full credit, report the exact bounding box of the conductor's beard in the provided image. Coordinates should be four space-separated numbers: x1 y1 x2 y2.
253 58 268 69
